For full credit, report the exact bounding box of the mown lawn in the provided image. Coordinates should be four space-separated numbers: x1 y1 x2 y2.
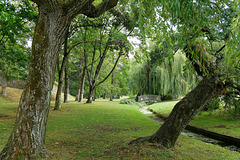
149 100 240 138
1 99 240 159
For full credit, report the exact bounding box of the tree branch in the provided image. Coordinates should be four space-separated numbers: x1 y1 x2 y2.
96 51 122 87
81 0 119 18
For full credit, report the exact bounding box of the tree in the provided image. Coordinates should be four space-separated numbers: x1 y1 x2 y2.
0 0 37 96
130 0 239 148
54 31 70 110
78 15 130 103
0 0 118 159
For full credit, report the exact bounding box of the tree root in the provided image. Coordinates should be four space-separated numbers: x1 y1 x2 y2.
128 136 151 145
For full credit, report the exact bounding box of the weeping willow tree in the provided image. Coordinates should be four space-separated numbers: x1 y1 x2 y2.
129 49 198 99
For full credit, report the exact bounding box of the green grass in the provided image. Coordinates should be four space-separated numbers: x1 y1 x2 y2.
148 100 178 116
148 100 240 138
1 99 240 159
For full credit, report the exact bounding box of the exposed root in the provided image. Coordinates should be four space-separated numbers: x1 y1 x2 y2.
128 136 151 145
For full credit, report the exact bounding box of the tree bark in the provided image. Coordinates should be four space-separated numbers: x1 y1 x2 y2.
110 71 114 101
1 71 7 97
93 89 96 101
64 60 69 103
86 85 94 103
79 67 86 103
75 60 84 101
0 7 71 159
131 76 225 148
54 31 70 110
103 90 106 99
54 76 64 110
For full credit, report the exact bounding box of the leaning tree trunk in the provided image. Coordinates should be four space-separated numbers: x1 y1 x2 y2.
0 9 71 159
143 76 224 148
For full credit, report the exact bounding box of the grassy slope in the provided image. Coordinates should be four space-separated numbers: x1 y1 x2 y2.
0 95 240 159
0 86 75 103
149 100 240 138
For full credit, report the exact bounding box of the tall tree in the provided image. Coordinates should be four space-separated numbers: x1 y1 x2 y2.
0 0 118 159
0 0 36 96
54 31 70 110
79 15 130 103
130 0 239 148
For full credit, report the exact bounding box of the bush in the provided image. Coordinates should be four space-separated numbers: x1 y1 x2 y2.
162 93 174 101
120 98 135 105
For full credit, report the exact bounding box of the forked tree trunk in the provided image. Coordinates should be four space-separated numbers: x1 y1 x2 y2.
0 8 71 159
136 76 224 148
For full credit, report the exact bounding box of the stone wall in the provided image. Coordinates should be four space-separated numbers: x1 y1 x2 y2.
0 79 25 89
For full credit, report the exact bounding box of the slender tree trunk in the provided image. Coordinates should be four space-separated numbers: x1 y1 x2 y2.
86 85 94 103
103 90 106 99
131 76 225 148
64 59 69 103
0 8 71 159
79 69 85 103
54 31 69 110
75 61 84 101
54 75 64 110
93 89 96 101
110 72 114 101
1 71 7 97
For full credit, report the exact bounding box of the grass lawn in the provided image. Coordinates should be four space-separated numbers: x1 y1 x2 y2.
0 98 240 159
148 100 240 138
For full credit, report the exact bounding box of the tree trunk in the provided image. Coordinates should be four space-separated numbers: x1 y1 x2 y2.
0 8 71 159
93 89 96 101
54 31 69 110
76 62 84 101
86 85 94 103
54 76 64 110
103 90 106 99
64 60 69 103
1 71 7 97
79 70 85 103
142 76 224 148
110 72 114 101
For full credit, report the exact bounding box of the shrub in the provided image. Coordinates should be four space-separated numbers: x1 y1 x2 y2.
119 98 135 105
162 93 174 101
